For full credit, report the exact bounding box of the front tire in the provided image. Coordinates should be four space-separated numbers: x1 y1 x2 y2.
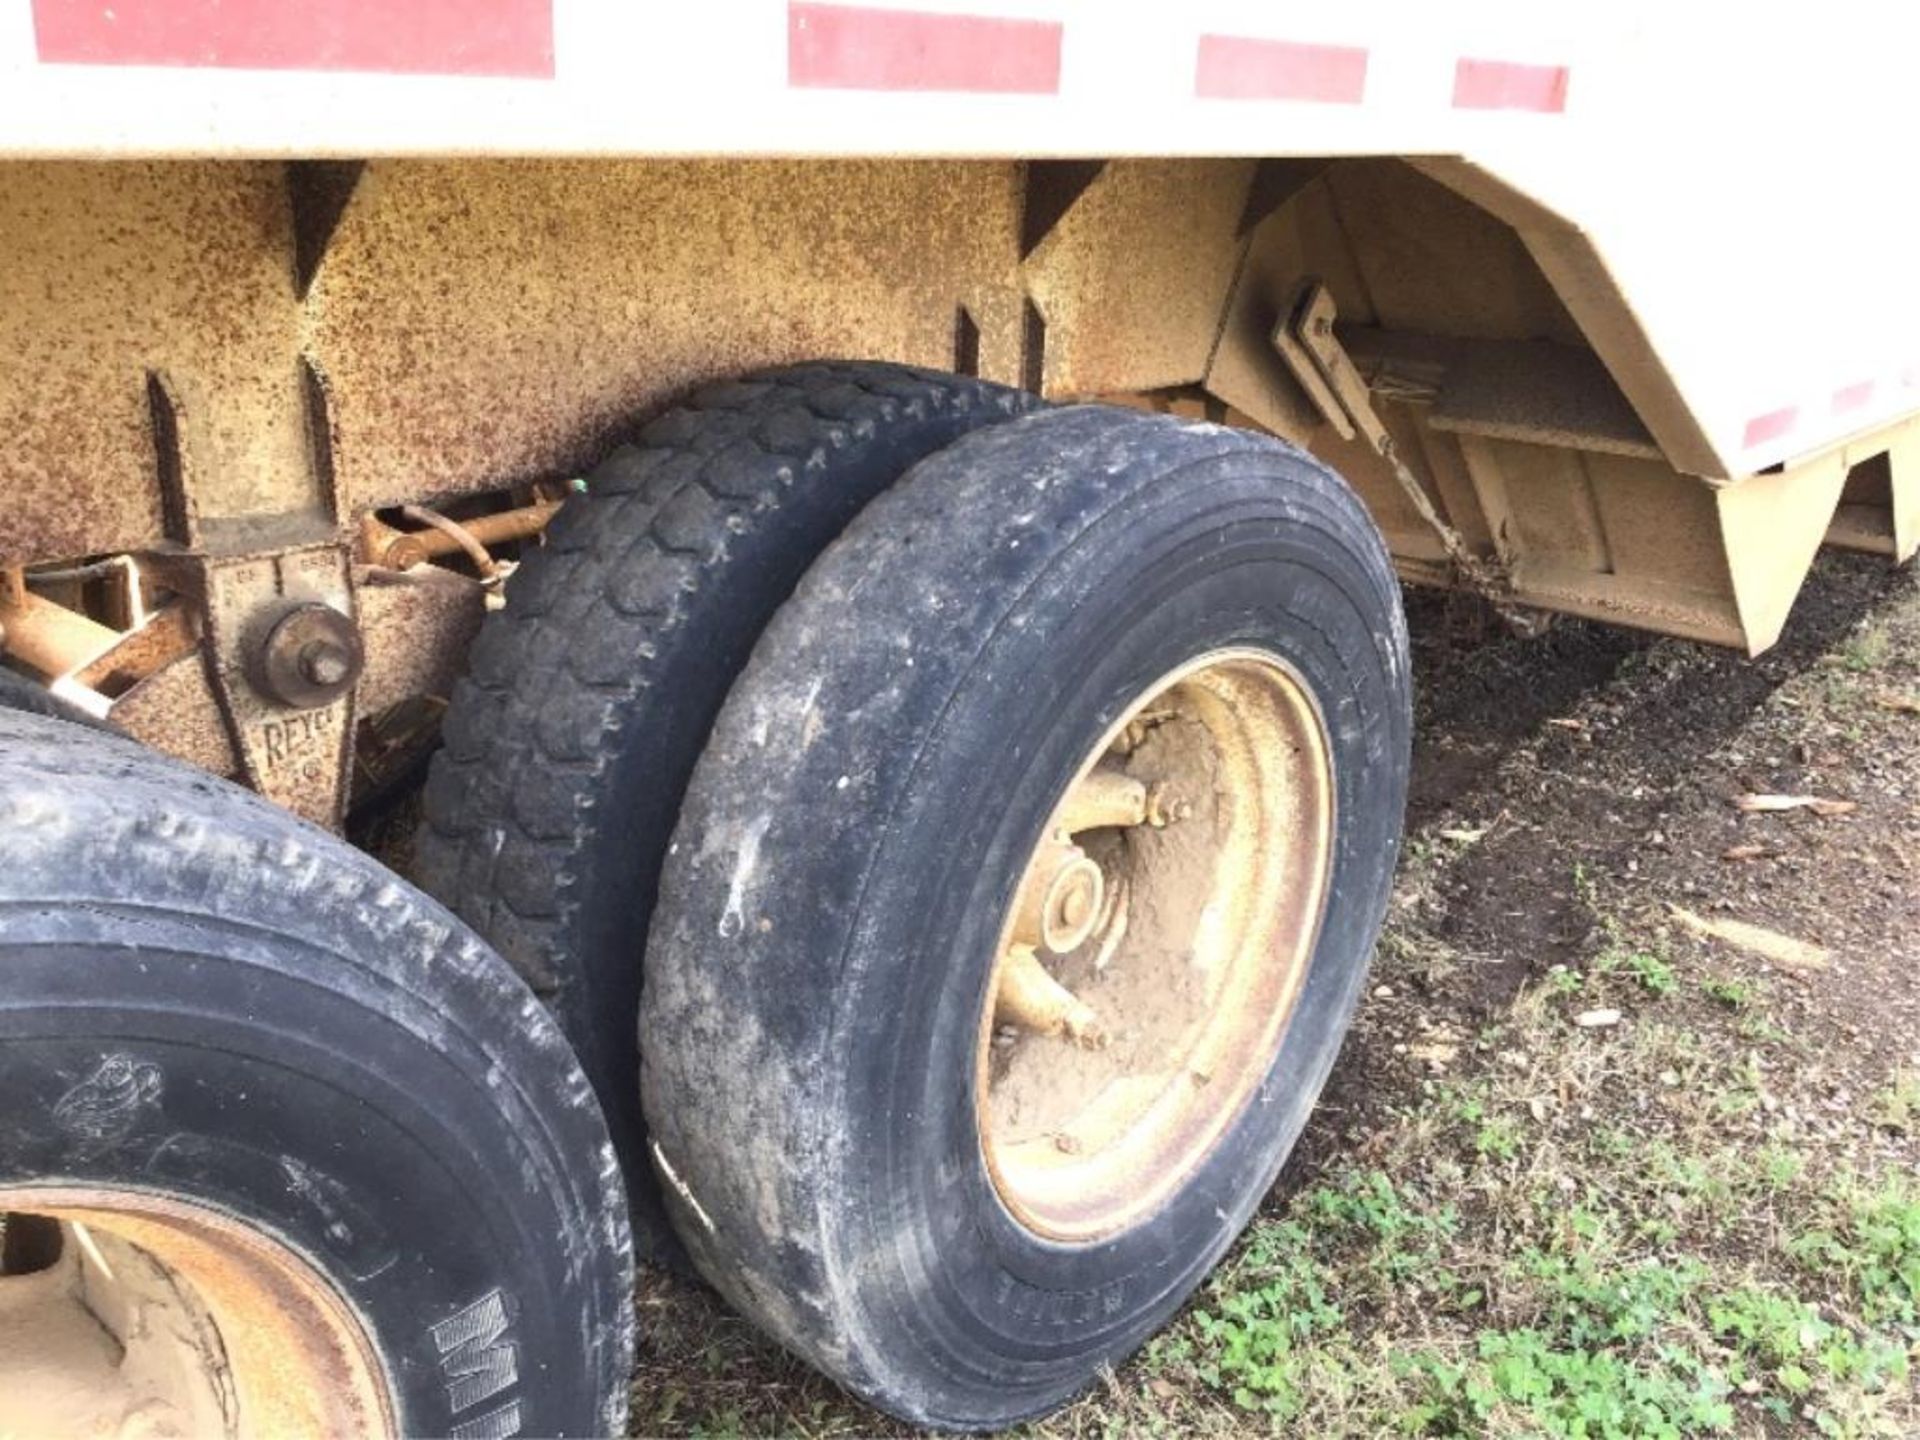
642 405 1411 1427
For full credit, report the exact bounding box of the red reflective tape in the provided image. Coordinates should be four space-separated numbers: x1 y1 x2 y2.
32 0 553 76
1195 35 1368 104
1832 380 1876 415
788 3 1061 93
1743 407 1800 449
1452 58 1569 113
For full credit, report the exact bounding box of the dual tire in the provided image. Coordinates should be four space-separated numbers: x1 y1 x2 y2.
416 363 1040 1257
426 364 1412 1426
1 360 1406 1432
643 404 1410 1426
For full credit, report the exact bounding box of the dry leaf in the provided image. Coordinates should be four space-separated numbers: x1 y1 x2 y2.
1668 905 1831 971
1721 843 1777 862
1733 793 1857 817
1873 692 1920 715
1575 1009 1622 1029
1545 717 1586 731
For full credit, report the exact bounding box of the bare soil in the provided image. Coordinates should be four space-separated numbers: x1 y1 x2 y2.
1374 552 1919 1111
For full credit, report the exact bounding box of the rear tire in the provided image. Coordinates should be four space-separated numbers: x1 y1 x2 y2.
0 710 634 1439
642 406 1411 1428
416 361 1036 1254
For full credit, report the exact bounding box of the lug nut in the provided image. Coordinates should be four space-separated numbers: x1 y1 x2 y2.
1146 782 1188 827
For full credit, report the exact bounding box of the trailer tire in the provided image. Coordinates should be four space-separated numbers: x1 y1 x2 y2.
416 361 1037 1255
0 709 633 1440
642 406 1411 1428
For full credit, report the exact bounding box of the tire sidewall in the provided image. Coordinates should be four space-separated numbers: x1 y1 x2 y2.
0 727 630 1440
822 454 1409 1422
0 934 597 1438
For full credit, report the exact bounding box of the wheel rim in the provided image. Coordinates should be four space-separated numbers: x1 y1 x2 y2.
0 1187 395 1439
975 648 1336 1243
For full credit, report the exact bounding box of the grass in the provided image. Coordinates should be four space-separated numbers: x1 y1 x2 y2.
628 566 1920 1438
1115 797 1920 1439
630 882 1919 1437
1871 1072 1920 1136
1836 624 1892 674
1136 942 1919 1439
1595 943 1680 997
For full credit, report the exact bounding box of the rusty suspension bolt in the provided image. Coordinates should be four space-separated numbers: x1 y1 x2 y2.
253 603 365 710
298 639 354 690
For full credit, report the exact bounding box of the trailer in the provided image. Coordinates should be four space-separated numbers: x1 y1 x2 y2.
1 2 1915 1433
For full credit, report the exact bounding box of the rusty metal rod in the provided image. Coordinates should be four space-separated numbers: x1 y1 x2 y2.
374 500 562 570
0 587 122 678
399 505 501 579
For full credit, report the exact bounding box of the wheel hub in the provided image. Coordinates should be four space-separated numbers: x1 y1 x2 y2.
977 649 1336 1242
0 1189 394 1439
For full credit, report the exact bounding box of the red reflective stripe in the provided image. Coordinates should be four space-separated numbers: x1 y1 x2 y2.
1832 381 1876 415
1194 35 1368 104
788 3 1061 93
1452 58 1569 113
1743 407 1800 449
31 0 553 76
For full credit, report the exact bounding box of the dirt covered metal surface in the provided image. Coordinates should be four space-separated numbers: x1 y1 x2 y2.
0 163 312 566
611 552 1920 1436
311 160 1028 512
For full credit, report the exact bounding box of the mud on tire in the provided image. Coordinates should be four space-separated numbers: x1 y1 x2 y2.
416 361 1037 1253
642 406 1412 1429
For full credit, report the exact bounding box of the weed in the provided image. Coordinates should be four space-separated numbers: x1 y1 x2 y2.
1397 1331 1738 1438
1447 1087 1525 1161
1738 1009 1795 1046
1184 1221 1346 1418
1756 1142 1808 1192
1839 625 1891 673
1702 975 1756 1010
1545 965 1584 998
1837 1175 1919 1326
1870 1070 1920 1134
1595 944 1679 997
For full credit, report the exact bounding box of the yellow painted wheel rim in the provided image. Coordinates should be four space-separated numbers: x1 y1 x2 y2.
976 649 1335 1242
0 1188 395 1439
